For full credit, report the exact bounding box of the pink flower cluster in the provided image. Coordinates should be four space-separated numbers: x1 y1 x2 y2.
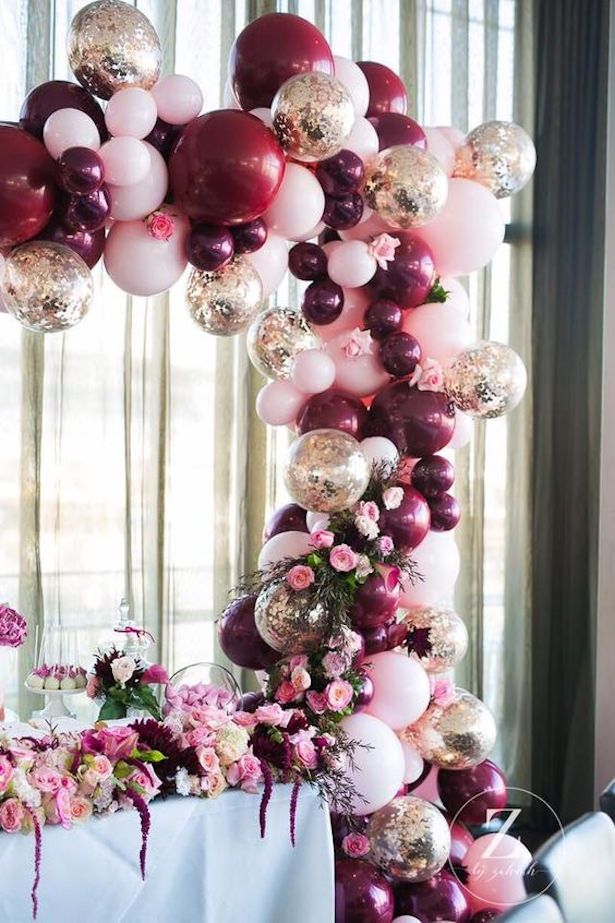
31 664 86 680
0 605 27 648
164 681 236 715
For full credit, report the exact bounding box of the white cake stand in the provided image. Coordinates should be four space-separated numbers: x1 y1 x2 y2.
25 684 84 719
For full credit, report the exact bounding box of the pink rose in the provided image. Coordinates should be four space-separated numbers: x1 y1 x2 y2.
322 651 348 678
357 501 379 522
0 798 24 833
325 680 354 712
145 210 175 241
45 788 72 829
432 677 456 708
286 564 315 592
376 535 394 555
311 529 335 549
185 727 215 748
232 711 258 730
90 754 113 782
196 746 220 774
128 764 161 800
31 766 63 794
291 666 311 693
85 676 101 700
226 753 263 793
410 358 445 392
189 705 229 730
340 328 374 359
0 755 14 793
289 654 309 671
329 544 358 572
254 703 286 726
306 691 328 714
275 681 298 704
82 726 139 761
141 663 169 685
294 737 318 770
70 796 93 824
342 832 370 857
367 233 400 270
382 486 404 510
111 655 137 685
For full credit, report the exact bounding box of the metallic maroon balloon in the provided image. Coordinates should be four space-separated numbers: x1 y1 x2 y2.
335 859 395 923
357 61 408 118
232 218 268 254
387 620 409 649
169 111 286 225
438 810 475 866
187 224 235 271
0 126 56 248
230 12 335 110
369 113 427 151
438 760 508 827
362 619 394 655
39 218 105 268
323 192 364 230
364 299 403 340
355 671 374 708
57 147 104 195
240 690 266 713
218 595 279 671
379 332 422 378
289 242 328 281
302 278 344 325
319 227 342 246
350 571 399 630
411 454 455 497
428 492 460 531
263 503 309 541
297 389 368 439
63 186 110 233
394 870 472 922
145 118 182 162
316 150 365 196
370 232 435 308
19 80 107 141
367 382 456 457
471 911 500 922
379 484 431 551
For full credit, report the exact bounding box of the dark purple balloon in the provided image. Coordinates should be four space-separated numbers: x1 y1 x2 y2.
316 150 365 196
302 278 344 325
362 619 394 655
364 299 403 340
39 218 105 268
438 760 508 827
411 454 455 497
355 671 374 708
369 113 427 151
187 224 235 271
297 389 368 439
371 232 435 309
240 690 265 713
289 242 328 281
232 218 268 254
145 118 182 161
63 186 110 233
379 332 422 378
218 595 279 671
394 870 472 922
379 484 431 551
350 572 399 630
319 227 342 246
57 147 104 195
428 492 460 531
387 620 409 649
323 192 364 230
263 503 308 541
367 382 456 457
19 80 107 141
335 859 395 923
471 911 500 922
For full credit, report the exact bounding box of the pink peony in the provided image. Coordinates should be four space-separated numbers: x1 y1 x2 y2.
291 667 311 693
254 703 286 726
357 500 380 522
0 798 24 833
342 832 371 857
0 755 14 793
329 544 358 573
340 328 374 359
0 604 27 648
325 680 354 712
382 486 404 510
275 681 298 704
322 651 348 679
376 535 394 555
367 233 400 270
306 690 328 714
145 210 175 241
141 663 169 685
311 530 335 549
286 564 315 592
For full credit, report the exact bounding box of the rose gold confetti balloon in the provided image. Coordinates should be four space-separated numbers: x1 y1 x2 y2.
254 580 330 654
272 72 355 161
444 341 527 418
247 305 317 379
186 256 263 336
403 606 468 672
454 120 536 198
284 428 371 513
367 795 451 883
402 688 496 769
364 145 448 229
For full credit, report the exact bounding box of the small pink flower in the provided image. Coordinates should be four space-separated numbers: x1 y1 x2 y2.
322 651 347 679
0 798 24 833
85 675 101 700
383 486 404 509
70 796 93 824
286 564 315 592
342 832 371 857
289 654 309 671
294 736 318 770
355 515 379 540
306 690 328 714
376 535 394 555
329 544 358 573
368 233 400 270
411 358 445 392
45 788 72 829
432 677 456 708
128 764 161 800
325 679 354 712
0 755 14 793
311 529 335 550
255 703 286 726
275 681 298 704
141 663 169 685
196 747 220 774
31 766 63 794
357 500 380 522
340 328 374 359
291 666 311 693
355 555 374 579
145 210 175 241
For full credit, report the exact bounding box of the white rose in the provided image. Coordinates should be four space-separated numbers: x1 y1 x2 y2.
355 515 379 540
111 655 137 685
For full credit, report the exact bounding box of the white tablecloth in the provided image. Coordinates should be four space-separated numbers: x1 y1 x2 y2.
0 776 334 923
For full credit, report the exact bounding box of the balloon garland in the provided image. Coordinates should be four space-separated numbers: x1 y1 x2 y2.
0 1 536 919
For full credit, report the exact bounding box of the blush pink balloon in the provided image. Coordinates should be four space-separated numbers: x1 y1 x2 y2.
442 276 470 317
327 240 377 288
344 116 379 163
410 764 441 803
306 511 330 531
339 211 389 242
364 651 430 730
256 379 306 426
258 529 315 570
402 302 472 366
291 349 336 394
105 88 157 139
100 137 150 186
291 220 326 244
104 210 189 296
107 143 168 220
334 56 370 117
322 240 344 258
250 107 274 128
399 530 460 607
438 125 466 150
400 741 424 784
152 75 203 125
316 286 370 342
415 178 505 277
264 164 325 240
360 436 399 468
246 233 289 296
424 127 456 175
43 108 100 158
449 411 473 449
339 713 405 815
326 330 390 397
464 834 532 912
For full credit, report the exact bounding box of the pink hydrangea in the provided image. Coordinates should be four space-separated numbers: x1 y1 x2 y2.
329 544 358 573
325 680 354 712
286 564 315 592
342 832 371 857
311 529 335 550
368 233 400 270
0 604 27 648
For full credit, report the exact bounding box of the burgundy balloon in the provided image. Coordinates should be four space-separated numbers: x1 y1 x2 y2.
169 111 286 225
362 619 394 655
367 382 456 457
319 227 342 246
232 218 268 254
471 911 500 922
19 80 107 141
335 859 395 923
364 299 403 340
355 671 374 708
239 690 266 713
394 870 472 922
323 192 364 230
63 187 109 233
387 619 409 649
438 760 508 827
371 232 435 309
229 12 335 110
57 147 104 195
187 224 235 271
263 503 309 541
379 484 431 551
406 759 431 793
357 61 408 118
428 492 461 531
289 242 328 281
218 595 279 671
350 572 399 630
39 218 105 268
379 332 422 378
297 389 368 439
316 150 365 196
442 812 475 866
411 454 455 497
145 118 182 162
0 126 56 248
369 113 427 151
302 278 344 325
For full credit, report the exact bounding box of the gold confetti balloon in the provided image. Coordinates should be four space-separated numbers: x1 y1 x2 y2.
284 428 371 513
186 256 263 336
272 72 355 161
445 340 527 419
367 796 451 883
2 242 93 333
67 0 161 100
254 580 330 654
402 688 496 770
363 145 448 229
454 120 536 199
403 607 468 673
247 306 317 380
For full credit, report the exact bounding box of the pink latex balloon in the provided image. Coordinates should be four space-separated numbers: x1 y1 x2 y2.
43 108 100 158
104 209 189 296
258 529 314 570
442 276 470 317
306 511 330 532
464 834 532 912
393 917 421 923
439 125 465 150
415 178 505 277
364 651 430 730
326 330 390 397
339 713 405 815
344 116 379 163
256 379 306 426
322 240 344 258
360 436 399 468
411 764 441 803
246 233 289 296
334 56 370 117
292 349 336 394
400 740 425 785
100 136 150 186
152 75 203 125
399 530 460 607
264 164 325 240
449 411 473 449
424 127 456 176
105 88 157 139
316 286 370 341
339 212 389 243
250 107 274 128
291 220 326 244
327 240 377 288
402 302 472 366
107 143 168 220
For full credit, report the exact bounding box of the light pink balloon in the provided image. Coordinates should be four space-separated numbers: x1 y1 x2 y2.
316 286 370 342
326 329 390 397
334 55 369 117
100 137 150 186
257 529 314 570
449 411 473 449
292 349 336 394
250 107 274 128
399 531 460 607
442 276 470 317
152 75 203 125
291 220 326 244
104 209 189 296
327 240 377 288
438 125 466 150
339 211 390 242
256 379 306 426
402 302 472 366
364 652 430 730
246 234 289 297
424 127 456 176
344 116 379 164
306 511 330 532
360 436 399 469
393 917 422 923
105 87 157 139
464 834 532 912
339 713 405 815
264 164 325 240
410 764 441 803
107 142 168 220
400 740 424 784
415 178 505 277
322 240 344 258
43 108 100 158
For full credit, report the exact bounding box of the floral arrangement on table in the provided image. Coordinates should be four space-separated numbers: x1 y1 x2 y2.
86 646 169 721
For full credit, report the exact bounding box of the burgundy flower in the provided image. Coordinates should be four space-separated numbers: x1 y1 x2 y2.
0 605 27 648
130 719 199 796
406 626 432 659
252 727 293 771
286 712 309 735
